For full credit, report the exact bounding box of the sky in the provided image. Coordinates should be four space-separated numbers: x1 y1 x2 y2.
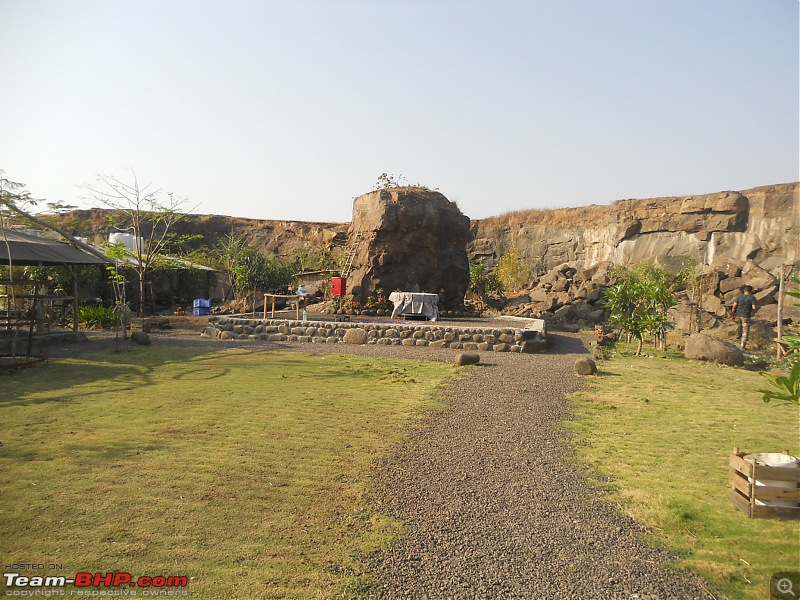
1 0 798 223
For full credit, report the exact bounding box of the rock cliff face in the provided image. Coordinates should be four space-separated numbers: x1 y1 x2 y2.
50 182 796 280
346 188 471 304
469 182 798 275
54 209 349 256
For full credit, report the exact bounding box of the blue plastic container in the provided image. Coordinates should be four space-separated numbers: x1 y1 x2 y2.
193 298 212 308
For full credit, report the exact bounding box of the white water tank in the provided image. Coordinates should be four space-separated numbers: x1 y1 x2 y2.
109 232 145 254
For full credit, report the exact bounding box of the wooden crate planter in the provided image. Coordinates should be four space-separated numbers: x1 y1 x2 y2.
729 448 800 520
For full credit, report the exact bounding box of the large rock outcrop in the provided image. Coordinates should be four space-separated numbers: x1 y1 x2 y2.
470 182 798 274
346 187 470 305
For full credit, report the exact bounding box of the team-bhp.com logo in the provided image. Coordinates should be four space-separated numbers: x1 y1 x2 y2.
4 572 188 595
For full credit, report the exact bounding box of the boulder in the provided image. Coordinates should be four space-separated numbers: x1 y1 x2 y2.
743 261 777 291
530 299 558 314
550 276 571 293
455 352 480 365
586 287 604 304
574 357 597 375
553 305 574 321
757 303 800 325
701 294 729 318
684 333 744 367
572 300 593 319
342 328 368 345
723 289 739 304
554 292 572 307
538 268 563 287
719 276 745 294
590 262 614 286
505 293 531 308
704 269 725 293
587 309 606 323
529 288 550 303
710 256 743 278
573 285 589 300
131 332 151 345
754 286 778 306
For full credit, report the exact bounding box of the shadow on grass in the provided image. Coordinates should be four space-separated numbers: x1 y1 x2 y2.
0 344 443 409
0 345 235 408
0 440 165 463
595 370 622 377
547 333 590 355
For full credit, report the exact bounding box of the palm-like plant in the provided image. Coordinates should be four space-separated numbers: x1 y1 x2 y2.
759 274 800 405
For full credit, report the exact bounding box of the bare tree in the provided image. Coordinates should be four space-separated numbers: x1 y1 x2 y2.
83 171 194 316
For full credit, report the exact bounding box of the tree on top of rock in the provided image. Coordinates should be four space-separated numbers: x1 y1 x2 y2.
373 173 435 191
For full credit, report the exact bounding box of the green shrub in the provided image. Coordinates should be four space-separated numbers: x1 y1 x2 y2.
605 264 676 355
78 304 118 329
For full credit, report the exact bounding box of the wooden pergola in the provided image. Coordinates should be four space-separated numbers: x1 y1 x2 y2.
0 230 110 335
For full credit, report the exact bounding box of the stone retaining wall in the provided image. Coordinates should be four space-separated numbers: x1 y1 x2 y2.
202 317 547 353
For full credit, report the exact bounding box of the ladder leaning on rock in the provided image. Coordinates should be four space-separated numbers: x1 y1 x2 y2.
341 230 363 279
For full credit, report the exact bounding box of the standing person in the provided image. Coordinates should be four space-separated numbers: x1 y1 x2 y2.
731 285 758 350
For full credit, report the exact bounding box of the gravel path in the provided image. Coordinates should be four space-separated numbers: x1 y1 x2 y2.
47 328 716 599
366 334 716 599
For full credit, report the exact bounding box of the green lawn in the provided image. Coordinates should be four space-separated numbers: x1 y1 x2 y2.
0 346 458 598
569 351 800 600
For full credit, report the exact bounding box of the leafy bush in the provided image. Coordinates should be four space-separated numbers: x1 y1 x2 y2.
495 246 530 291
233 248 295 298
605 264 676 355
468 262 503 297
78 304 118 329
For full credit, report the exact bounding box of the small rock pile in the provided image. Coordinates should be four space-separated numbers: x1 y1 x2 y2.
497 262 613 325
498 256 797 346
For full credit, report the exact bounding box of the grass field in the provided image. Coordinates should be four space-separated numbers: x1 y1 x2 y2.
569 349 800 600
0 346 458 598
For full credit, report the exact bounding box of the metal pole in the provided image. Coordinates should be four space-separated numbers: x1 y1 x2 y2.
72 275 79 333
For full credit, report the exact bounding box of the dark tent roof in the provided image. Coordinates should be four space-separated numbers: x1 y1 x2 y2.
0 230 110 266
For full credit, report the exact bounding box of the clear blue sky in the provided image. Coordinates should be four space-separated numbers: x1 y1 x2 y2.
2 0 797 223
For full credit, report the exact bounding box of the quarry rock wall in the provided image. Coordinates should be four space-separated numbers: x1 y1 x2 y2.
53 182 797 278
469 182 798 274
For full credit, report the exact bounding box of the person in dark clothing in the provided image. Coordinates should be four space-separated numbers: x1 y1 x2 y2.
731 285 758 350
